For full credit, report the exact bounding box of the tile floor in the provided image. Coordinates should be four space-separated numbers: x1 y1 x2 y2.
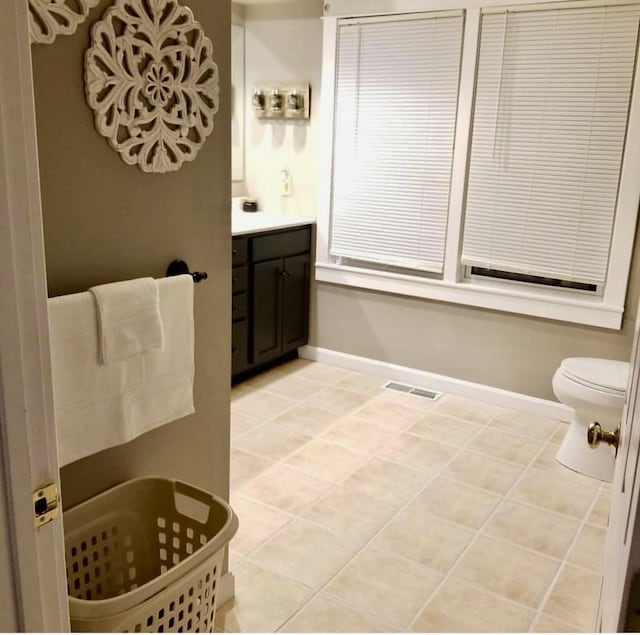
216 359 610 633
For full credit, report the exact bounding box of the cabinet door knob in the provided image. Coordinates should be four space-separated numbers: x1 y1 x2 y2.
232 249 238 255
280 270 291 277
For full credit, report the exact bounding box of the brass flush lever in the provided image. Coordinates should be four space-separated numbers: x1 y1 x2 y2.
587 422 620 455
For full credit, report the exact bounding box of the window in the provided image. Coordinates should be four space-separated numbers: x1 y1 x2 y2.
330 13 464 273
317 0 640 329
461 4 640 291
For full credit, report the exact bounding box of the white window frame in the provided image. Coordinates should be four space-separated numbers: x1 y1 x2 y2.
316 0 640 329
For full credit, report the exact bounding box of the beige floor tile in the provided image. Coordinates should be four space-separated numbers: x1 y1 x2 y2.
231 390 296 421
542 563 601 631
230 449 274 491
302 485 399 543
451 534 560 608
325 546 443 629
321 416 397 453
249 519 358 589
468 428 542 466
258 374 326 401
341 457 428 508
377 433 458 473
488 410 560 442
567 524 606 573
408 412 482 448
587 488 610 527
241 365 290 388
370 508 474 573
271 357 314 376
292 361 352 384
231 383 253 400
231 411 262 440
530 613 582 632
228 547 244 570
443 450 524 495
530 444 573 477
270 403 340 437
510 469 599 519
283 439 368 483
433 394 502 424
303 486 398 544
306 386 373 415
239 464 331 515
215 561 313 633
280 594 394 633
411 577 535 632
484 500 580 559
229 495 293 557
549 423 570 446
333 371 388 397
408 477 501 530
353 394 425 429
233 422 311 462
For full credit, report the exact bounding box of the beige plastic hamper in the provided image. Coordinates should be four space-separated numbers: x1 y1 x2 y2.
63 477 238 633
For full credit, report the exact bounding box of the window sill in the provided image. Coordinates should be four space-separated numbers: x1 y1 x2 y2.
315 261 623 329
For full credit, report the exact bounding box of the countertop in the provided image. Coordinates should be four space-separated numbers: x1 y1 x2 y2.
232 211 315 237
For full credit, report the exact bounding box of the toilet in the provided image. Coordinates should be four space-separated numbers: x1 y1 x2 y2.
553 357 629 482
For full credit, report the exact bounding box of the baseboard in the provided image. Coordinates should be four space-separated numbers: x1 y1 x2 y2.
298 345 572 421
217 571 235 608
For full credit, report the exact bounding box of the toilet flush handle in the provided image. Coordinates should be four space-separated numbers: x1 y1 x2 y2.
587 422 620 455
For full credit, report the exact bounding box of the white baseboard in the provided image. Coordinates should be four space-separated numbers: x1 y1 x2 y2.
217 571 235 608
298 345 572 421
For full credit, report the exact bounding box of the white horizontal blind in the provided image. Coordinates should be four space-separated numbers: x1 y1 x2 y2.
329 14 464 273
461 4 640 286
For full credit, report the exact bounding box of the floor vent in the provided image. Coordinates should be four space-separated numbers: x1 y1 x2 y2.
384 381 442 401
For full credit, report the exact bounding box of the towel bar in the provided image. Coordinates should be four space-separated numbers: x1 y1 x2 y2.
166 260 208 283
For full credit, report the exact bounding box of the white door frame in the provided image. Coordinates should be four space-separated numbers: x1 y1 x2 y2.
599 303 640 631
0 0 69 630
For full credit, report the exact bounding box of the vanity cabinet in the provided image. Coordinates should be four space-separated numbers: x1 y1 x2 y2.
232 225 311 380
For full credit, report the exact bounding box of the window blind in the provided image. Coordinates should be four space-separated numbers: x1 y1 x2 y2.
329 14 464 273
461 4 640 287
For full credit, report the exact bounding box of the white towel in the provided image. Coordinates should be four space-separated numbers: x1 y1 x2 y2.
90 277 165 365
49 275 195 466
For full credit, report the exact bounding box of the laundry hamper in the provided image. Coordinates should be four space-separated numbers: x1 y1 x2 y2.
63 477 238 633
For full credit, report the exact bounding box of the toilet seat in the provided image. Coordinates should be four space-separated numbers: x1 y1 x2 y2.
559 357 629 396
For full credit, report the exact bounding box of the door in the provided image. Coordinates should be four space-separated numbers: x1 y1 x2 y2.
0 0 69 630
599 303 640 631
282 254 310 352
252 258 283 365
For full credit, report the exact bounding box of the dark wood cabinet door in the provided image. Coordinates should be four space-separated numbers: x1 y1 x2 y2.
252 258 283 365
232 319 250 375
282 253 310 352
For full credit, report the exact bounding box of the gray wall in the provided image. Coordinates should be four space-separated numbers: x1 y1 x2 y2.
310 243 640 400
31 0 231 508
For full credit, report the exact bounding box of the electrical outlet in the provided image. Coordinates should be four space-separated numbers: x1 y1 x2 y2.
281 169 291 196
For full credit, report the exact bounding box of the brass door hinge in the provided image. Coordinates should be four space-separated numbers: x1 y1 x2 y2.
33 483 58 528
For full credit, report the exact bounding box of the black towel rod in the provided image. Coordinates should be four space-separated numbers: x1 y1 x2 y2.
166 260 208 283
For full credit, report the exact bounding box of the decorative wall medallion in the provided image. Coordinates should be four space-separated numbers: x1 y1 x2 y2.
84 0 219 173
29 0 101 45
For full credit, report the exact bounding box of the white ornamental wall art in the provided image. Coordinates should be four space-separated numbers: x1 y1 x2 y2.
85 0 219 173
29 0 101 45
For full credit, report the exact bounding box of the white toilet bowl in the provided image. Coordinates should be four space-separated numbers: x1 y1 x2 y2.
553 357 629 482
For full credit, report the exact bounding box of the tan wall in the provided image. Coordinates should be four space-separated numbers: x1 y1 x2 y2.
31 0 231 508
310 241 640 400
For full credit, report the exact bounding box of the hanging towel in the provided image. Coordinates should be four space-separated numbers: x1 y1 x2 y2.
90 277 165 365
49 275 195 466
